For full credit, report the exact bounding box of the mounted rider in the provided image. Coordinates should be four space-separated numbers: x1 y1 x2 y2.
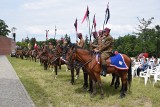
76 33 85 48
76 33 89 88
90 31 98 50
94 27 113 77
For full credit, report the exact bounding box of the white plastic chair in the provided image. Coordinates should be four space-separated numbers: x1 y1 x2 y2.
139 67 151 86
132 62 141 77
153 65 160 86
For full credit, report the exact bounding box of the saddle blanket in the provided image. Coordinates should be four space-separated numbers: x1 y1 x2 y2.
110 53 128 70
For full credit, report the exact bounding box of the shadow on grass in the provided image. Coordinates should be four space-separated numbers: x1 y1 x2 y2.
21 76 56 107
74 81 121 98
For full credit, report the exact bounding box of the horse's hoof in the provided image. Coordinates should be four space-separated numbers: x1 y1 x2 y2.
54 75 57 79
70 81 74 85
100 95 104 99
119 94 125 98
90 93 96 98
75 75 79 80
83 85 88 90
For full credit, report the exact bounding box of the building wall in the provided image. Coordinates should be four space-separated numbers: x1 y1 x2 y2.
0 36 16 55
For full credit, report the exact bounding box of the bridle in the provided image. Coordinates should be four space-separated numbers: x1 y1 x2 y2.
67 45 93 68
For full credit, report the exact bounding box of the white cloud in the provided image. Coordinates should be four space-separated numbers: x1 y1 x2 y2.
1 0 160 42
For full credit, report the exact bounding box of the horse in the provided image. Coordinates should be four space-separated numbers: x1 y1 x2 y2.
47 45 66 79
62 42 90 89
63 43 132 98
51 44 89 87
36 48 49 70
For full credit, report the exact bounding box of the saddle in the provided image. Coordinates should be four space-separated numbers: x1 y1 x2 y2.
95 51 117 65
95 52 128 70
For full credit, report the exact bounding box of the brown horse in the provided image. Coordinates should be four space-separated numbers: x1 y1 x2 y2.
48 45 66 79
52 44 87 85
64 44 132 98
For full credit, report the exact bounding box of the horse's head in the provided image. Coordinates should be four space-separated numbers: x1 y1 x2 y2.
61 40 72 60
62 44 77 70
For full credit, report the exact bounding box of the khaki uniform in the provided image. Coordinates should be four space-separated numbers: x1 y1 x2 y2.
99 34 113 65
28 43 31 50
77 38 85 48
91 38 98 49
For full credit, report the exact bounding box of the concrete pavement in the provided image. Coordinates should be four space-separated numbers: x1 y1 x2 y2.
0 55 35 107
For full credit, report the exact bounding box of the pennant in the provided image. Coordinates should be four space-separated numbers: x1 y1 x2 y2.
93 14 96 30
81 6 89 24
105 3 110 24
74 18 78 32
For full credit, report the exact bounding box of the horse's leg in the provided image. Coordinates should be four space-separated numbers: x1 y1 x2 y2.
91 79 96 97
115 75 120 89
110 73 116 87
70 65 75 85
119 74 127 98
59 60 61 69
75 67 80 80
88 73 93 93
44 61 47 70
34 56 36 62
54 65 58 79
82 67 88 90
95 73 104 99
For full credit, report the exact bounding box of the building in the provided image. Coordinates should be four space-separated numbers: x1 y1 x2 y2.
0 36 16 55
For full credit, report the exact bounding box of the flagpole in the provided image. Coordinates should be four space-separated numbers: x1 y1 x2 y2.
88 17 91 42
45 30 49 44
54 26 57 39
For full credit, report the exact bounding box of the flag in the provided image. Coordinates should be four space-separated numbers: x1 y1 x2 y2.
81 6 89 24
93 14 96 30
105 2 110 24
74 18 78 32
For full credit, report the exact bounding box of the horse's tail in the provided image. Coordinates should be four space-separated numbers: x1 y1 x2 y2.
127 58 132 91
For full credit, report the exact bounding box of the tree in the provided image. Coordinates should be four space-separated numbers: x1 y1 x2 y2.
155 25 160 57
135 17 154 52
0 19 11 36
30 37 36 50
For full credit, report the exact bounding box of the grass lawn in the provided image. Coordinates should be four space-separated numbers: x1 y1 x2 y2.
7 56 160 107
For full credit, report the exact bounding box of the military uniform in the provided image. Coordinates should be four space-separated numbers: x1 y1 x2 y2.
76 33 85 48
90 31 98 49
28 43 31 50
94 27 113 76
99 34 113 65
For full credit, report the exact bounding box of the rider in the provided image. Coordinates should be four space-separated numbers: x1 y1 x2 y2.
34 42 38 51
94 27 113 77
76 33 88 88
90 31 98 49
76 33 85 48
28 42 32 50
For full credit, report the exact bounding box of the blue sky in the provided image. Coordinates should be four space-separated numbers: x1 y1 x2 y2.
1 0 160 42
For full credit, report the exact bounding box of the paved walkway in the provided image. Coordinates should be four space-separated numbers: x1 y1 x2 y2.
0 55 35 107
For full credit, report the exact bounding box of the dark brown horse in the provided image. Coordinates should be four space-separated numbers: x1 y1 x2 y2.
52 44 87 86
37 48 49 70
64 44 132 98
48 45 66 79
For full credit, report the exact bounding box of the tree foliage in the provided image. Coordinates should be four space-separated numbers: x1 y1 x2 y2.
0 19 11 36
114 17 160 57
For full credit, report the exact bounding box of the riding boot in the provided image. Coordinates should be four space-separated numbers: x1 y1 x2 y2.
100 64 107 77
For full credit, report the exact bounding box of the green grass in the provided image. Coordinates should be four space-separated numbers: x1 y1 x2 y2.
7 56 160 107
